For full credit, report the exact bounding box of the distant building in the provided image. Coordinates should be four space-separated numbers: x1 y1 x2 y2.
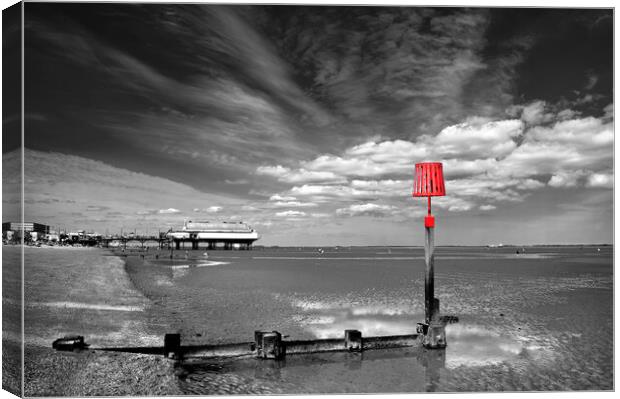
2 222 51 242
68 230 102 246
2 222 51 234
167 220 259 250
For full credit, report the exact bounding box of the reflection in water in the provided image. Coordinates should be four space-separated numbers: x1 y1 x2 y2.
417 348 446 391
287 296 422 338
179 323 530 394
445 324 524 368
180 346 448 394
253 358 285 381
177 298 554 394
306 310 420 338
288 294 527 371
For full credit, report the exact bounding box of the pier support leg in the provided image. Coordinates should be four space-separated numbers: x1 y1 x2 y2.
418 346 446 392
175 240 180 250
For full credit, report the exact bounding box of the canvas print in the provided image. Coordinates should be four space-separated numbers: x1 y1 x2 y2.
2 1 614 396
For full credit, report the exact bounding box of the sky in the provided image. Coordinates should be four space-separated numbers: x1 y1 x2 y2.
2 2 614 245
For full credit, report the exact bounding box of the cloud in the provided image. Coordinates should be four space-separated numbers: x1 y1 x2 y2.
272 201 317 208
302 155 403 178
256 165 345 184
27 8 324 191
193 206 223 213
519 101 554 125
256 165 290 178
479 204 496 211
275 210 306 217
225 179 249 185
158 208 181 214
267 7 503 138
136 209 158 215
86 205 110 212
349 179 411 197
258 101 611 217
310 213 330 218
15 149 243 232
428 117 523 159
585 173 613 189
603 103 613 118
584 73 598 90
498 116 612 178
20 7 612 245
547 170 586 188
433 197 475 212
289 184 385 203
264 117 522 182
556 109 579 120
336 203 395 217
269 194 297 201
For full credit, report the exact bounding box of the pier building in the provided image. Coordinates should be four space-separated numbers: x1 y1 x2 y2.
166 220 259 250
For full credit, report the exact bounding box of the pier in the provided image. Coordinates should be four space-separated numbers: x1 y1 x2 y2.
99 236 254 250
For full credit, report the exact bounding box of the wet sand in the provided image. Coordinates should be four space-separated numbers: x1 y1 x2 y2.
9 246 181 396
124 246 613 393
2 244 21 395
5 245 614 394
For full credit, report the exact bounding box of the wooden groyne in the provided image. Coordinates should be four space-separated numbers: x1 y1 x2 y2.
52 329 422 363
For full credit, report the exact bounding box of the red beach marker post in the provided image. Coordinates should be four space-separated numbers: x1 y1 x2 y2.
413 162 447 349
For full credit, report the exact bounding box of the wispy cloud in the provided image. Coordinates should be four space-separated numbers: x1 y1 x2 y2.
275 210 306 217
336 203 396 217
193 206 223 213
158 208 181 214
15 149 244 233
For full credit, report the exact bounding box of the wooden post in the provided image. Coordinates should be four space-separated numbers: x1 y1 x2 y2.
423 216 446 349
345 329 362 351
424 224 435 324
255 331 284 359
164 333 181 359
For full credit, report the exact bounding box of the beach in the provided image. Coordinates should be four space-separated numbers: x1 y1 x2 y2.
6 246 181 396
5 244 613 394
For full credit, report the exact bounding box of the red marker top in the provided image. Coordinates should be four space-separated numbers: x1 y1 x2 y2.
413 162 445 197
